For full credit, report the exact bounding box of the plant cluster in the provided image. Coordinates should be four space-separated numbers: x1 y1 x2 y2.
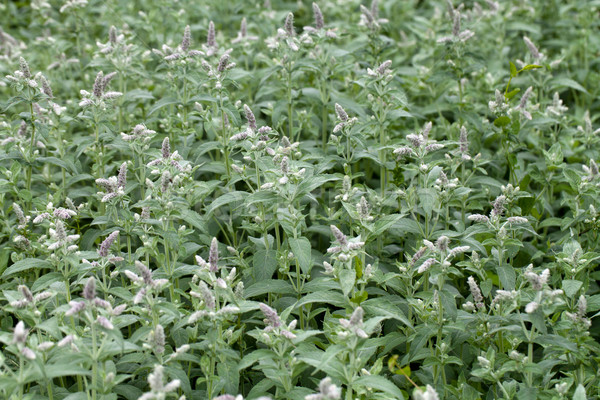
0 0 599 399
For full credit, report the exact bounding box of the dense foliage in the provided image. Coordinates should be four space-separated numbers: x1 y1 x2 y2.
1 0 600 399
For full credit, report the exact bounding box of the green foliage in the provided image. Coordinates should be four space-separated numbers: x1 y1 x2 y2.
0 0 599 399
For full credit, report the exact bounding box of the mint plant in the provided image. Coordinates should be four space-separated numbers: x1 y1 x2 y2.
1 1 600 400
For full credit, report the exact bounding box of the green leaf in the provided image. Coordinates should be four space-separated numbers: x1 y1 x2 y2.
417 188 437 217
252 250 278 281
148 96 179 116
550 77 588 94
351 290 368 305
62 393 88 400
372 214 403 236
163 366 191 398
31 272 62 292
2 258 52 277
409 325 435 362
217 361 240 395
494 116 511 127
296 174 339 198
517 386 538 400
123 89 154 102
178 209 206 231
36 157 77 174
354 375 405 399
289 237 312 274
362 297 412 328
239 349 276 370
534 334 575 352
44 363 91 378
509 61 517 78
244 280 293 298
573 384 586 400
338 268 356 297
496 264 516 290
205 191 247 216
521 64 542 71
562 280 583 298
295 291 348 308
517 196 535 215
113 385 143 400
439 289 457 320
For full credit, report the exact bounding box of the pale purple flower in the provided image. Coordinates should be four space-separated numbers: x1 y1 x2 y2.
467 276 484 309
244 104 257 131
19 57 31 78
92 71 104 97
417 258 436 274
507 216 528 224
98 231 119 257
394 147 413 157
436 236 449 252
93 298 111 309
413 385 440 400
524 266 549 291
410 246 427 266
259 303 281 328
181 25 191 52
21 347 36 360
57 334 75 347
117 162 127 188
209 237 219 272
491 195 506 218
207 21 216 48
280 156 289 175
523 36 542 60
515 86 534 120
360 5 375 29
335 103 348 122
217 53 230 73
305 377 341 400
449 246 470 258
96 316 114 330
82 277 96 300
525 301 539 314
161 137 170 159
12 321 28 344
284 13 295 37
135 261 153 285
313 3 324 30
339 307 368 338
54 207 76 220
40 75 53 98
198 281 216 310
330 225 348 247
65 300 86 316
13 203 27 227
468 214 489 223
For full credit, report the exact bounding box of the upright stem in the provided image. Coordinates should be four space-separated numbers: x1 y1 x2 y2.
379 122 386 195
287 67 293 140
91 320 98 400
527 325 535 386
321 100 328 150
219 90 231 178
26 97 37 208
94 112 104 177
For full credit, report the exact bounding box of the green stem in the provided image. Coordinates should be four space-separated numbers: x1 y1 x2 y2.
496 376 511 399
287 67 293 140
91 320 98 400
321 98 328 150
379 123 386 195
219 91 231 179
